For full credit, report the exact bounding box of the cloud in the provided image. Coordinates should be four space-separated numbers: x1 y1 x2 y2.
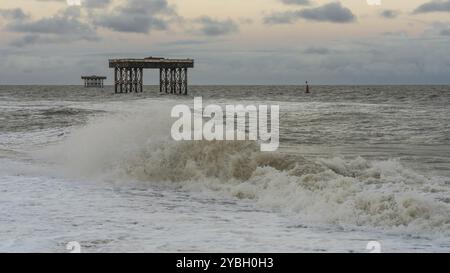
421 21 450 37
62 5 82 17
34 0 110 7
382 31 408 37
34 0 66 1
8 16 95 37
10 34 45 47
238 17 254 25
157 39 211 47
414 0 450 13
264 11 298 24
298 2 356 23
380 10 399 19
84 0 111 8
0 8 29 20
279 0 311 5
264 2 356 24
94 15 168 33
93 0 174 33
303 47 332 55
193 16 239 36
6 8 98 47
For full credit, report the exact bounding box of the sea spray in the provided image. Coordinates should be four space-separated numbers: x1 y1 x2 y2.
45 103 450 236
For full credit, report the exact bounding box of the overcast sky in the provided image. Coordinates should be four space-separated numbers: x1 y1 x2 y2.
0 0 450 85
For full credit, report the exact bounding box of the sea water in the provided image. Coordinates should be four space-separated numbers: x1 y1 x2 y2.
0 85 449 252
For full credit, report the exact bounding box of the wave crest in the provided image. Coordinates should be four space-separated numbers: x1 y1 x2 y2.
50 112 450 235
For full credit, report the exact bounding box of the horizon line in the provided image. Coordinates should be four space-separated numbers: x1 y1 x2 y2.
1 83 450 86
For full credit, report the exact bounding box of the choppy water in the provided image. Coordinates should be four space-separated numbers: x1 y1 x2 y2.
0 85 449 252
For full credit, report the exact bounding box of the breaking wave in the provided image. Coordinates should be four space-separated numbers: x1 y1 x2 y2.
46 108 450 236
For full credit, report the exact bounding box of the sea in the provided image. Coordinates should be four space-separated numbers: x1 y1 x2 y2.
0 85 449 253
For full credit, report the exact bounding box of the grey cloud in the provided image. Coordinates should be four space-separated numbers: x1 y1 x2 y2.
35 0 110 7
94 16 167 33
2 34 450 85
84 0 111 8
8 16 96 37
193 16 239 36
238 18 254 25
93 0 173 33
423 21 450 37
63 6 82 18
303 47 332 55
157 39 211 47
380 10 399 19
299 2 356 23
0 8 29 20
264 11 298 24
414 0 450 13
382 31 408 37
10 35 47 47
441 29 450 35
6 10 98 47
185 35 450 85
279 0 311 5
10 32 99 47
264 2 356 24
9 35 40 47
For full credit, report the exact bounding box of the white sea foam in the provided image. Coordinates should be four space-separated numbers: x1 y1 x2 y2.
45 107 450 237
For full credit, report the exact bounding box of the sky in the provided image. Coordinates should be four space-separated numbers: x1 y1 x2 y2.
0 0 450 85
